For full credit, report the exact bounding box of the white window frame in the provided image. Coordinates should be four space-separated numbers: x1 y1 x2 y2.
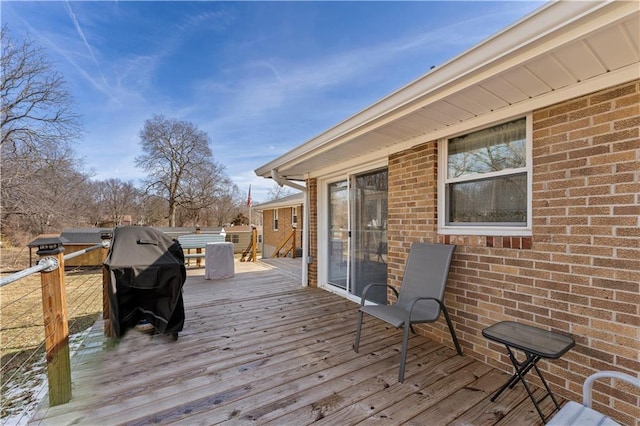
317 158 387 300
438 114 533 237
292 206 298 228
273 209 279 231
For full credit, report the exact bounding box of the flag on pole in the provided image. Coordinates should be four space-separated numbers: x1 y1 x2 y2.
247 185 252 207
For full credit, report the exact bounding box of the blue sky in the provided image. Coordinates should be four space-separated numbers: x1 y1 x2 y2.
3 1 544 203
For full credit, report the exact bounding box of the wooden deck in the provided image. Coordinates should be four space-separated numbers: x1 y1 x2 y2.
30 259 560 425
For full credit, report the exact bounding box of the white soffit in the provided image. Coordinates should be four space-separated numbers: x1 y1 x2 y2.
255 1 640 181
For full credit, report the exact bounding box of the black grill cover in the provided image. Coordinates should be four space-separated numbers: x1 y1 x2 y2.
104 226 186 337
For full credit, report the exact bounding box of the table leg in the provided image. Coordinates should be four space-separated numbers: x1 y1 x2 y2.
532 362 562 411
490 346 549 423
491 347 536 400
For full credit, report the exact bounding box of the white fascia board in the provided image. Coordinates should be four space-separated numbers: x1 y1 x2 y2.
253 197 304 212
281 2 637 174
307 154 388 181
389 63 640 155
300 61 637 181
255 1 635 178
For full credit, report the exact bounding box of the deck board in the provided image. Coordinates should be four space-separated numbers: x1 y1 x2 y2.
29 259 559 425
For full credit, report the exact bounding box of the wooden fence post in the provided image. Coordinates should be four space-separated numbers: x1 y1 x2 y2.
38 244 71 406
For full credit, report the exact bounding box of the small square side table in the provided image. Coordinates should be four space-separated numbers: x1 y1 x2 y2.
482 321 575 423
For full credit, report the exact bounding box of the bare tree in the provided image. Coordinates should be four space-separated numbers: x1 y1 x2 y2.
1 25 82 152
0 25 86 242
230 212 249 226
267 183 294 201
1 144 92 240
92 178 141 226
204 184 243 227
177 160 232 226
139 195 167 227
136 115 229 227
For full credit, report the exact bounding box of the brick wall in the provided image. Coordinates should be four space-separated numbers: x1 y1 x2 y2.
387 141 438 299
385 80 639 425
262 206 303 257
307 178 318 288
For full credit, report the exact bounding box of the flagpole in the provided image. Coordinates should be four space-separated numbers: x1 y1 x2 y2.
247 184 252 225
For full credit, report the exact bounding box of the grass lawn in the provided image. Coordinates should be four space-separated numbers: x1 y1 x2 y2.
1 249 103 421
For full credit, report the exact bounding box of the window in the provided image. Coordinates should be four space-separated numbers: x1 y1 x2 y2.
292 207 298 227
440 117 531 234
231 234 239 243
273 209 279 231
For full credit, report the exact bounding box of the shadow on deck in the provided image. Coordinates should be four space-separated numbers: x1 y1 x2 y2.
29 259 557 425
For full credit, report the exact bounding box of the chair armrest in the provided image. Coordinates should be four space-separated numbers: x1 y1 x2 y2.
583 371 640 407
405 296 445 321
360 283 398 306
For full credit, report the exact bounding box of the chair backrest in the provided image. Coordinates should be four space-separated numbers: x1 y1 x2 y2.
396 243 456 311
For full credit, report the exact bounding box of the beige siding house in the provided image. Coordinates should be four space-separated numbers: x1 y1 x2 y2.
224 224 262 254
255 2 639 424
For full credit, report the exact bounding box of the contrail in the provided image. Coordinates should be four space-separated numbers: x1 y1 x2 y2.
64 1 110 92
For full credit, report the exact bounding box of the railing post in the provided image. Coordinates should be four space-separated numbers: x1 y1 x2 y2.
292 229 297 259
252 227 257 262
37 240 71 406
195 226 202 268
101 232 113 338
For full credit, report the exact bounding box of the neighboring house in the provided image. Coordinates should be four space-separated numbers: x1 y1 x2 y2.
253 193 304 258
99 215 133 227
60 228 113 267
255 2 639 424
28 228 112 267
155 226 226 240
224 224 263 254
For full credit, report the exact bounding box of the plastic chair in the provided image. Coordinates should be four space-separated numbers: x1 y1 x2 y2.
547 371 640 425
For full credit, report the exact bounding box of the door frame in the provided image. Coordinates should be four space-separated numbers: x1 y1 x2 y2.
317 160 387 303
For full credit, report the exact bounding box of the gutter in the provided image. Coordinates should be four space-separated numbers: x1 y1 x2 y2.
270 169 306 192
270 169 309 287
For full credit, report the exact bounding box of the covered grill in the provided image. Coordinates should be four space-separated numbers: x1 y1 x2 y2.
104 226 186 339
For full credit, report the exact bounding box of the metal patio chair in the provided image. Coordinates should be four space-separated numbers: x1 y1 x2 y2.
353 242 463 383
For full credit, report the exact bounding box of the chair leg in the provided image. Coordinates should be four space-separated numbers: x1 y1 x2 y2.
398 322 411 383
354 310 364 353
441 306 463 356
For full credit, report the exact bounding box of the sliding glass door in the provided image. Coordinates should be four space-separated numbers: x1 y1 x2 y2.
326 169 387 304
352 169 387 304
328 180 349 289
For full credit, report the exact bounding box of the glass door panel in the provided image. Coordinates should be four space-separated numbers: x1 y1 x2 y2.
351 169 387 304
328 180 348 289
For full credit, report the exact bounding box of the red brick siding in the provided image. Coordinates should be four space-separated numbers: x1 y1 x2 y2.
262 205 303 257
386 80 639 425
387 141 438 302
307 178 318 288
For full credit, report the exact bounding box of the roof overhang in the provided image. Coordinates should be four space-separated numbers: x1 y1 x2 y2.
252 193 305 212
255 0 640 181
